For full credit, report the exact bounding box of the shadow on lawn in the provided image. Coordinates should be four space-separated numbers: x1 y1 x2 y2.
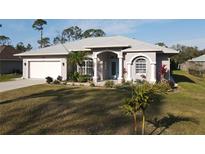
0 87 78 105
172 74 195 83
147 113 199 135
0 87 131 135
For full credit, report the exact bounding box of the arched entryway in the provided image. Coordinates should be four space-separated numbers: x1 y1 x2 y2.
92 50 123 82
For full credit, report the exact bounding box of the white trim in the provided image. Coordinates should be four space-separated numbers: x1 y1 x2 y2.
128 53 155 64
93 57 98 82
85 45 131 49
118 56 123 81
93 50 119 58
14 53 69 56
23 58 67 80
150 63 156 83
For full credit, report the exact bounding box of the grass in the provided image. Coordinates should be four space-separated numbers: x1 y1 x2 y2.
0 74 22 82
0 70 205 135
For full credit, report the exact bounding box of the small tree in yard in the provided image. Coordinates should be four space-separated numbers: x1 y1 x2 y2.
121 97 140 133
121 82 169 135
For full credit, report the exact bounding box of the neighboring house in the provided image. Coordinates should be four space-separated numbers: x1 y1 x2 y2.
0 45 22 74
15 36 178 83
180 54 205 72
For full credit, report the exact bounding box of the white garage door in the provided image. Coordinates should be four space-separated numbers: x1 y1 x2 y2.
29 61 61 79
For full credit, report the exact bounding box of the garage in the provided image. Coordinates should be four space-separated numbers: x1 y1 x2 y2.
29 61 62 79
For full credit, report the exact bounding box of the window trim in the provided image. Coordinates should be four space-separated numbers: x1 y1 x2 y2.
78 59 93 76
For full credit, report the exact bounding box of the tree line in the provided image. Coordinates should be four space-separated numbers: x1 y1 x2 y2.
0 19 106 52
32 19 106 48
0 23 32 52
155 42 205 69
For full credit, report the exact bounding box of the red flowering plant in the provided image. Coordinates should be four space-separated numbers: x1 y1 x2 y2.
160 64 167 81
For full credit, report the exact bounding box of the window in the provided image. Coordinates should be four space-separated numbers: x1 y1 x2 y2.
86 60 93 76
135 58 146 73
78 59 93 76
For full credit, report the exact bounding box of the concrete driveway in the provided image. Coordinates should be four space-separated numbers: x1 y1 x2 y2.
0 79 45 92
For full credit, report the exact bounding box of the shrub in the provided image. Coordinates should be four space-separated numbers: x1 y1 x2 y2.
89 81 95 87
68 72 79 82
63 81 67 85
57 75 63 81
116 81 133 90
45 76 53 84
104 80 114 88
135 79 148 84
167 80 175 89
78 75 89 82
153 81 172 93
53 80 60 84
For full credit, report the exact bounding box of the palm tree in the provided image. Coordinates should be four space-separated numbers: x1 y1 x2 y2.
121 97 140 133
67 51 88 75
133 84 150 135
32 19 47 48
37 37 50 48
121 82 168 135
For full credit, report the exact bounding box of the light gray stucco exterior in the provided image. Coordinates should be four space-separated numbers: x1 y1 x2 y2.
15 36 178 83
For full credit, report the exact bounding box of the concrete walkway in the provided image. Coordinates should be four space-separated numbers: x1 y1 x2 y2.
0 79 45 92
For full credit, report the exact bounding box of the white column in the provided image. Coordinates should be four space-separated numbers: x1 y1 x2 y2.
61 58 67 80
168 58 171 80
93 57 98 83
127 62 132 81
118 56 123 83
150 63 156 83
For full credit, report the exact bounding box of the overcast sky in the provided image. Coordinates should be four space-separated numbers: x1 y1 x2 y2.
0 19 205 49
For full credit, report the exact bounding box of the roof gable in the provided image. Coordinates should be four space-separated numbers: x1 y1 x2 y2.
190 54 205 62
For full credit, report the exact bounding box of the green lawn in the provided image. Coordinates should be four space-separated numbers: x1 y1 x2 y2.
0 71 205 135
0 74 22 82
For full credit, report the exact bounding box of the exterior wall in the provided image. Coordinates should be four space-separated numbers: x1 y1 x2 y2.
156 53 170 80
0 60 22 74
22 56 67 80
123 52 156 82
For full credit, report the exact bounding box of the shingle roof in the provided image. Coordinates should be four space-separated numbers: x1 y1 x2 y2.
15 36 178 56
0 45 22 59
189 54 205 62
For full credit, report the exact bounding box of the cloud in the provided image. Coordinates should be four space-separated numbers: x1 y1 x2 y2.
45 19 169 37
71 19 164 35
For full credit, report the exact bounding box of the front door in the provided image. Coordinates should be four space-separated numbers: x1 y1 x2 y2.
110 59 119 79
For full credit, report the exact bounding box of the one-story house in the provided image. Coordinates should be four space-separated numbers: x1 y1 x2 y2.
15 36 178 83
0 45 22 74
180 54 205 72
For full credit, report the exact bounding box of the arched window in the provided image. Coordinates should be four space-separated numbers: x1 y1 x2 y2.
135 58 146 73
